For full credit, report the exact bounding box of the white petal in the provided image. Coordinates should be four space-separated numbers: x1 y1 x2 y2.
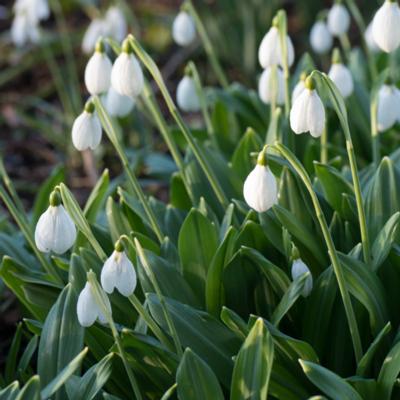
291 259 313 297
111 53 144 98
258 27 280 68
258 67 285 105
292 80 305 103
104 87 135 117
77 283 99 327
328 63 354 98
50 205 77 254
377 85 399 131
328 4 350 36
243 164 278 213
172 11 196 46
115 252 137 296
372 2 400 53
310 21 333 54
104 6 127 43
101 252 118 294
290 89 309 134
35 207 54 253
11 14 29 47
85 52 112 95
82 19 106 54
72 111 102 151
307 90 326 138
365 22 380 53
176 76 200 112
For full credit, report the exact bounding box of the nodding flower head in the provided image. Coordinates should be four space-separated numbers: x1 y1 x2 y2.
328 49 354 98
327 2 351 37
258 66 285 105
310 20 333 54
176 75 201 112
172 11 196 47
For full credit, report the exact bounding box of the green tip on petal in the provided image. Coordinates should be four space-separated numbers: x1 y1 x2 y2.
114 239 125 252
305 76 316 90
84 100 95 114
95 38 105 53
256 147 268 166
272 16 279 28
300 72 307 82
291 244 300 260
332 48 342 64
121 38 133 54
49 189 61 207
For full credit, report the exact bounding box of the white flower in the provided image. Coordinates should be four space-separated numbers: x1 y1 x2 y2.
82 19 105 54
77 282 111 327
243 152 278 213
101 247 137 297
365 22 380 53
84 44 112 95
292 75 306 103
111 42 144 98
310 20 333 54
372 0 400 53
14 0 49 22
35 191 76 254
71 103 102 151
176 76 200 112
328 63 354 98
291 258 313 297
377 84 400 131
104 6 127 43
290 77 325 138
258 67 285 105
327 3 350 36
104 87 135 117
258 26 295 68
172 11 196 46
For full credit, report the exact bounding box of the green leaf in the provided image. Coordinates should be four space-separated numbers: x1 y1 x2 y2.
176 348 224 400
5 323 23 384
377 340 400 399
16 375 40 400
299 360 363 400
231 318 274 400
83 169 110 223
0 381 20 399
178 208 218 304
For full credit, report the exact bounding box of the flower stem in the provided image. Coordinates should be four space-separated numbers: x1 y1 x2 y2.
339 33 352 62
320 124 328 164
272 142 363 363
183 0 229 88
127 34 229 209
134 238 183 359
93 96 164 243
370 98 380 166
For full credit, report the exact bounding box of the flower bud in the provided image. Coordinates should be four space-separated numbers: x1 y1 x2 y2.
172 11 196 46
71 102 102 151
258 67 285 105
328 51 354 98
104 87 135 117
327 3 351 36
372 0 400 53
377 84 400 131
176 75 200 112
291 258 313 297
310 20 333 54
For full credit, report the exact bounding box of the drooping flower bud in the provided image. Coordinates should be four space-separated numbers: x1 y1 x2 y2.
34 189 76 254
290 76 326 138
328 49 354 98
100 240 137 297
327 2 351 37
291 258 313 297
104 87 135 118
172 11 196 47
310 20 333 54
258 66 285 105
243 148 278 213
111 39 144 98
372 0 400 53
84 39 112 95
176 75 200 112
76 282 111 327
377 84 400 131
71 100 102 151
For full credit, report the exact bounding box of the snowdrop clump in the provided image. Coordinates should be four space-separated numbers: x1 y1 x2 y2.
290 76 326 138
310 19 333 54
372 0 400 53
327 49 354 98
172 11 196 46
243 149 278 213
176 75 201 112
327 2 350 37
258 66 285 105
71 100 102 151
34 189 76 254
11 0 50 46
377 84 400 132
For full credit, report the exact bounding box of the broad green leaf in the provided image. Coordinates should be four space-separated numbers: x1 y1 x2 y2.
231 318 274 400
5 323 22 384
220 306 248 340
15 375 40 400
176 348 224 400
377 340 400 399
0 381 19 399
83 169 110 222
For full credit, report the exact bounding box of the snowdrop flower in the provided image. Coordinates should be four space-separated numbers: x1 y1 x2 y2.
292 72 307 103
258 18 295 68
84 40 112 95
82 19 105 54
14 0 49 22
310 20 333 54
104 6 127 43
104 87 135 117
377 84 400 131
290 76 325 138
71 101 102 151
176 75 200 112
101 240 137 297
365 22 380 53
111 39 144 98
291 258 313 297
258 66 285 105
77 282 111 327
327 2 350 37
172 11 196 46
372 0 400 53
35 190 76 254
328 49 354 98
243 148 278 213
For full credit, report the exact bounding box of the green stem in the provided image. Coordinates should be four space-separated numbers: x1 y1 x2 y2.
272 142 363 363
320 124 328 164
93 96 164 243
183 0 229 88
339 33 352 62
87 272 142 400
127 34 229 209
370 99 379 166
134 238 183 359
0 186 63 284
187 61 218 147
